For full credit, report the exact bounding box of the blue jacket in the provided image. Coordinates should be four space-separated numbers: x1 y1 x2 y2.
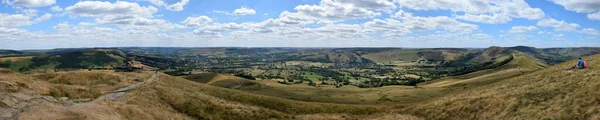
578 59 585 69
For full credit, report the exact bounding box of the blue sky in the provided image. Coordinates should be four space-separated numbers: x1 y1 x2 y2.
0 0 599 49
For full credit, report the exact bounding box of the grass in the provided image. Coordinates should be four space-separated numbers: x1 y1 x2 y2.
27 71 152 99
401 54 600 119
183 73 253 88
150 74 386 119
5 52 600 119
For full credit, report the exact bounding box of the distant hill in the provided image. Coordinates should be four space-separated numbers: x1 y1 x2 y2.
423 53 547 88
0 49 127 72
0 49 23 57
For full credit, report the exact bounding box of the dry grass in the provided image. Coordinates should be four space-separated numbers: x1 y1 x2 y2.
401 54 600 119
152 74 386 119
29 71 152 99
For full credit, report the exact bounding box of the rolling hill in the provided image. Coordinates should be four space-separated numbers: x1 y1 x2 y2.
423 53 547 88
0 49 127 72
401 54 600 119
183 73 257 88
2 53 600 119
0 50 23 57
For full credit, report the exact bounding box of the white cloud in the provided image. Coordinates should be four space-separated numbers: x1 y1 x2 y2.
65 1 157 17
33 13 51 22
588 12 600 21
294 0 382 20
0 12 50 27
508 26 538 34
64 1 183 33
397 0 545 24
391 10 413 18
50 6 62 12
365 15 478 38
0 13 33 27
537 18 580 31
549 0 600 13
182 16 213 27
3 0 55 7
580 28 600 36
337 0 396 11
550 0 600 21
215 6 257 16
0 27 27 34
552 33 565 40
455 14 512 24
145 0 190 11
233 6 256 16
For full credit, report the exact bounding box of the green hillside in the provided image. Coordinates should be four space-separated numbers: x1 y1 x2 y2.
0 49 127 72
0 49 23 57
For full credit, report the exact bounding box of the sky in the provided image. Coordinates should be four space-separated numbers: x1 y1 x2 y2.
0 0 599 50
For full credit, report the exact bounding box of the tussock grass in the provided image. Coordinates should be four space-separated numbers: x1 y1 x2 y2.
29 71 151 99
148 74 386 119
402 54 600 119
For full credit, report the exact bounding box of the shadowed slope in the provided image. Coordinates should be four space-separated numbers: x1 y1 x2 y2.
423 53 547 88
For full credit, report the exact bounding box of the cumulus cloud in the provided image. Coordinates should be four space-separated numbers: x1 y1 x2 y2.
397 0 545 24
182 16 213 27
64 1 182 33
537 18 580 31
508 26 538 34
50 6 62 12
3 0 55 7
337 0 396 11
65 1 157 17
580 28 600 36
550 0 600 13
550 0 600 21
588 12 600 21
294 0 382 20
454 14 512 24
0 12 51 27
214 6 257 16
364 16 478 38
145 0 190 11
233 6 256 16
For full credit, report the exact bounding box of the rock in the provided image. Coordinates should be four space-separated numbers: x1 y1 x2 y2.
59 97 69 101
1 97 17 107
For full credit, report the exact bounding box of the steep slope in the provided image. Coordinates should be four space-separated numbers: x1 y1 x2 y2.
0 49 127 72
403 54 600 119
423 53 546 88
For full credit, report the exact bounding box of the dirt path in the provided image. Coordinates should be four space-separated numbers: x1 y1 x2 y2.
103 71 159 101
1 72 159 120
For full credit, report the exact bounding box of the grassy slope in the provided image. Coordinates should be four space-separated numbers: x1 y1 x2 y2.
423 53 546 88
402 54 600 119
125 74 387 119
0 49 126 72
183 73 255 88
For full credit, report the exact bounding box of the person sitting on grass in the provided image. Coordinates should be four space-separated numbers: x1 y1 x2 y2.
567 58 587 70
